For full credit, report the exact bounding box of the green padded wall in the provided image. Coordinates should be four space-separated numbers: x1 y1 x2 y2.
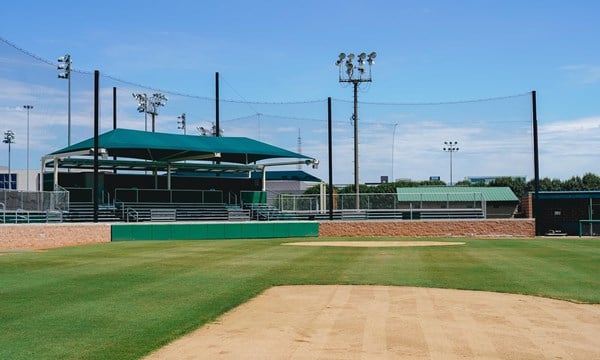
111 221 319 241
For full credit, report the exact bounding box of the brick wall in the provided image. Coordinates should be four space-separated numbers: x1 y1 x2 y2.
0 223 111 250
521 193 533 218
0 219 535 251
319 219 535 238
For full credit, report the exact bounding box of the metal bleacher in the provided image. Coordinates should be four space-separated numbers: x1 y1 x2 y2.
274 208 485 221
116 202 250 223
54 187 251 223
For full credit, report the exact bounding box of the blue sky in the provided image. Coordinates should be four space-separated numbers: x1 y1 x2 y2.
1 0 599 184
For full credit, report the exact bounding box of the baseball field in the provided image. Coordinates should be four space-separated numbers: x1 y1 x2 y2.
1 237 598 359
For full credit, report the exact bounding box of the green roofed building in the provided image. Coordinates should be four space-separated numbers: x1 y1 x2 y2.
396 186 519 219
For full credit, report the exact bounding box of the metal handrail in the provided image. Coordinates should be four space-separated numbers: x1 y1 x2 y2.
45 209 63 223
228 191 238 205
126 208 139 223
15 208 30 224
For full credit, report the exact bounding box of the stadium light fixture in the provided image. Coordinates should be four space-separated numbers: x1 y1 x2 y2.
335 50 377 209
3 130 15 190
443 141 459 186
57 54 72 146
197 122 223 137
177 113 186 135
23 105 33 191
148 93 168 133
132 93 149 131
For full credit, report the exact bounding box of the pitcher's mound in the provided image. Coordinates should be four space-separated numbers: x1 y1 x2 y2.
145 286 600 359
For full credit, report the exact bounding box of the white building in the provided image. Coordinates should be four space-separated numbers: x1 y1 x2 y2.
0 166 41 191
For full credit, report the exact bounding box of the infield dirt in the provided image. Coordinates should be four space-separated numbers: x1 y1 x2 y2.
145 285 600 359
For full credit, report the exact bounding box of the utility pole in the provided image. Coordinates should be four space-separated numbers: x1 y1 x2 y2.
23 105 33 191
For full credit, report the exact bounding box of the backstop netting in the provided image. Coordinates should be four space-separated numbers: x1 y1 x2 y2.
1 37 534 187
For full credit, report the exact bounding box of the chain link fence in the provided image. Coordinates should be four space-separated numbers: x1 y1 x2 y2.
0 190 69 212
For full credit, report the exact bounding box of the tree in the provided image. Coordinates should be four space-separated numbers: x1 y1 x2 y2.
490 177 528 199
582 173 600 190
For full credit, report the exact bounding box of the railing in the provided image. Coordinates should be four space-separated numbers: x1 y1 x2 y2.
114 201 234 222
115 202 137 223
114 188 223 204
53 184 70 211
15 209 30 223
45 210 63 222
228 191 238 205
272 192 487 220
126 207 139 223
579 219 600 237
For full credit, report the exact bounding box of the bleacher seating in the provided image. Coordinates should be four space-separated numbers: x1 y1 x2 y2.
280 208 485 221
62 203 121 223
116 202 250 222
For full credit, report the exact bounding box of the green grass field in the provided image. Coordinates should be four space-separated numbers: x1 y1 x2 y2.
1 237 598 359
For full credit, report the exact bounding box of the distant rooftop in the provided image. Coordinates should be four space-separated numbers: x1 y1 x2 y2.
396 186 518 202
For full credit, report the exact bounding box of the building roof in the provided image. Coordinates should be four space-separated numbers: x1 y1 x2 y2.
533 191 600 199
49 128 312 164
396 186 518 202
173 170 322 182
254 170 322 182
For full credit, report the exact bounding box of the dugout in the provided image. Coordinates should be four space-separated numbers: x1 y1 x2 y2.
524 191 600 236
41 128 318 206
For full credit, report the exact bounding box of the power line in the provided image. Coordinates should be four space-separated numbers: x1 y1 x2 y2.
2 35 530 107
332 92 531 106
219 75 260 114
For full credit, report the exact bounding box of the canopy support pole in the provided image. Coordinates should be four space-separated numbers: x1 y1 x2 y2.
53 159 58 187
167 164 172 190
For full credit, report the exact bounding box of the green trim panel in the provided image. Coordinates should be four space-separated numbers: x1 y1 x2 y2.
111 221 319 241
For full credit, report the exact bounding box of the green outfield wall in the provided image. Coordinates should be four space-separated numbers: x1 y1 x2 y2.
111 221 319 241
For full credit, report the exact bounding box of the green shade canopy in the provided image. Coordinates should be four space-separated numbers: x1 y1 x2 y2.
49 128 311 164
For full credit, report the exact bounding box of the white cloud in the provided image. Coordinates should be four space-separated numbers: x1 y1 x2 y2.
561 65 600 85
541 116 600 133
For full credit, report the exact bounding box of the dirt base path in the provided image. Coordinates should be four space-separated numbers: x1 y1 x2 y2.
145 285 600 359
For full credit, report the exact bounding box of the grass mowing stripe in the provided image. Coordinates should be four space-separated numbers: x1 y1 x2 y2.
474 240 599 302
0 237 598 360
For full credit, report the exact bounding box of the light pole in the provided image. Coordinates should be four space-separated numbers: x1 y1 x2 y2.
148 93 168 132
133 93 168 132
392 123 398 183
443 141 459 186
3 130 15 190
132 93 148 131
57 54 71 146
197 122 223 137
335 51 376 209
23 105 33 191
177 113 186 135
